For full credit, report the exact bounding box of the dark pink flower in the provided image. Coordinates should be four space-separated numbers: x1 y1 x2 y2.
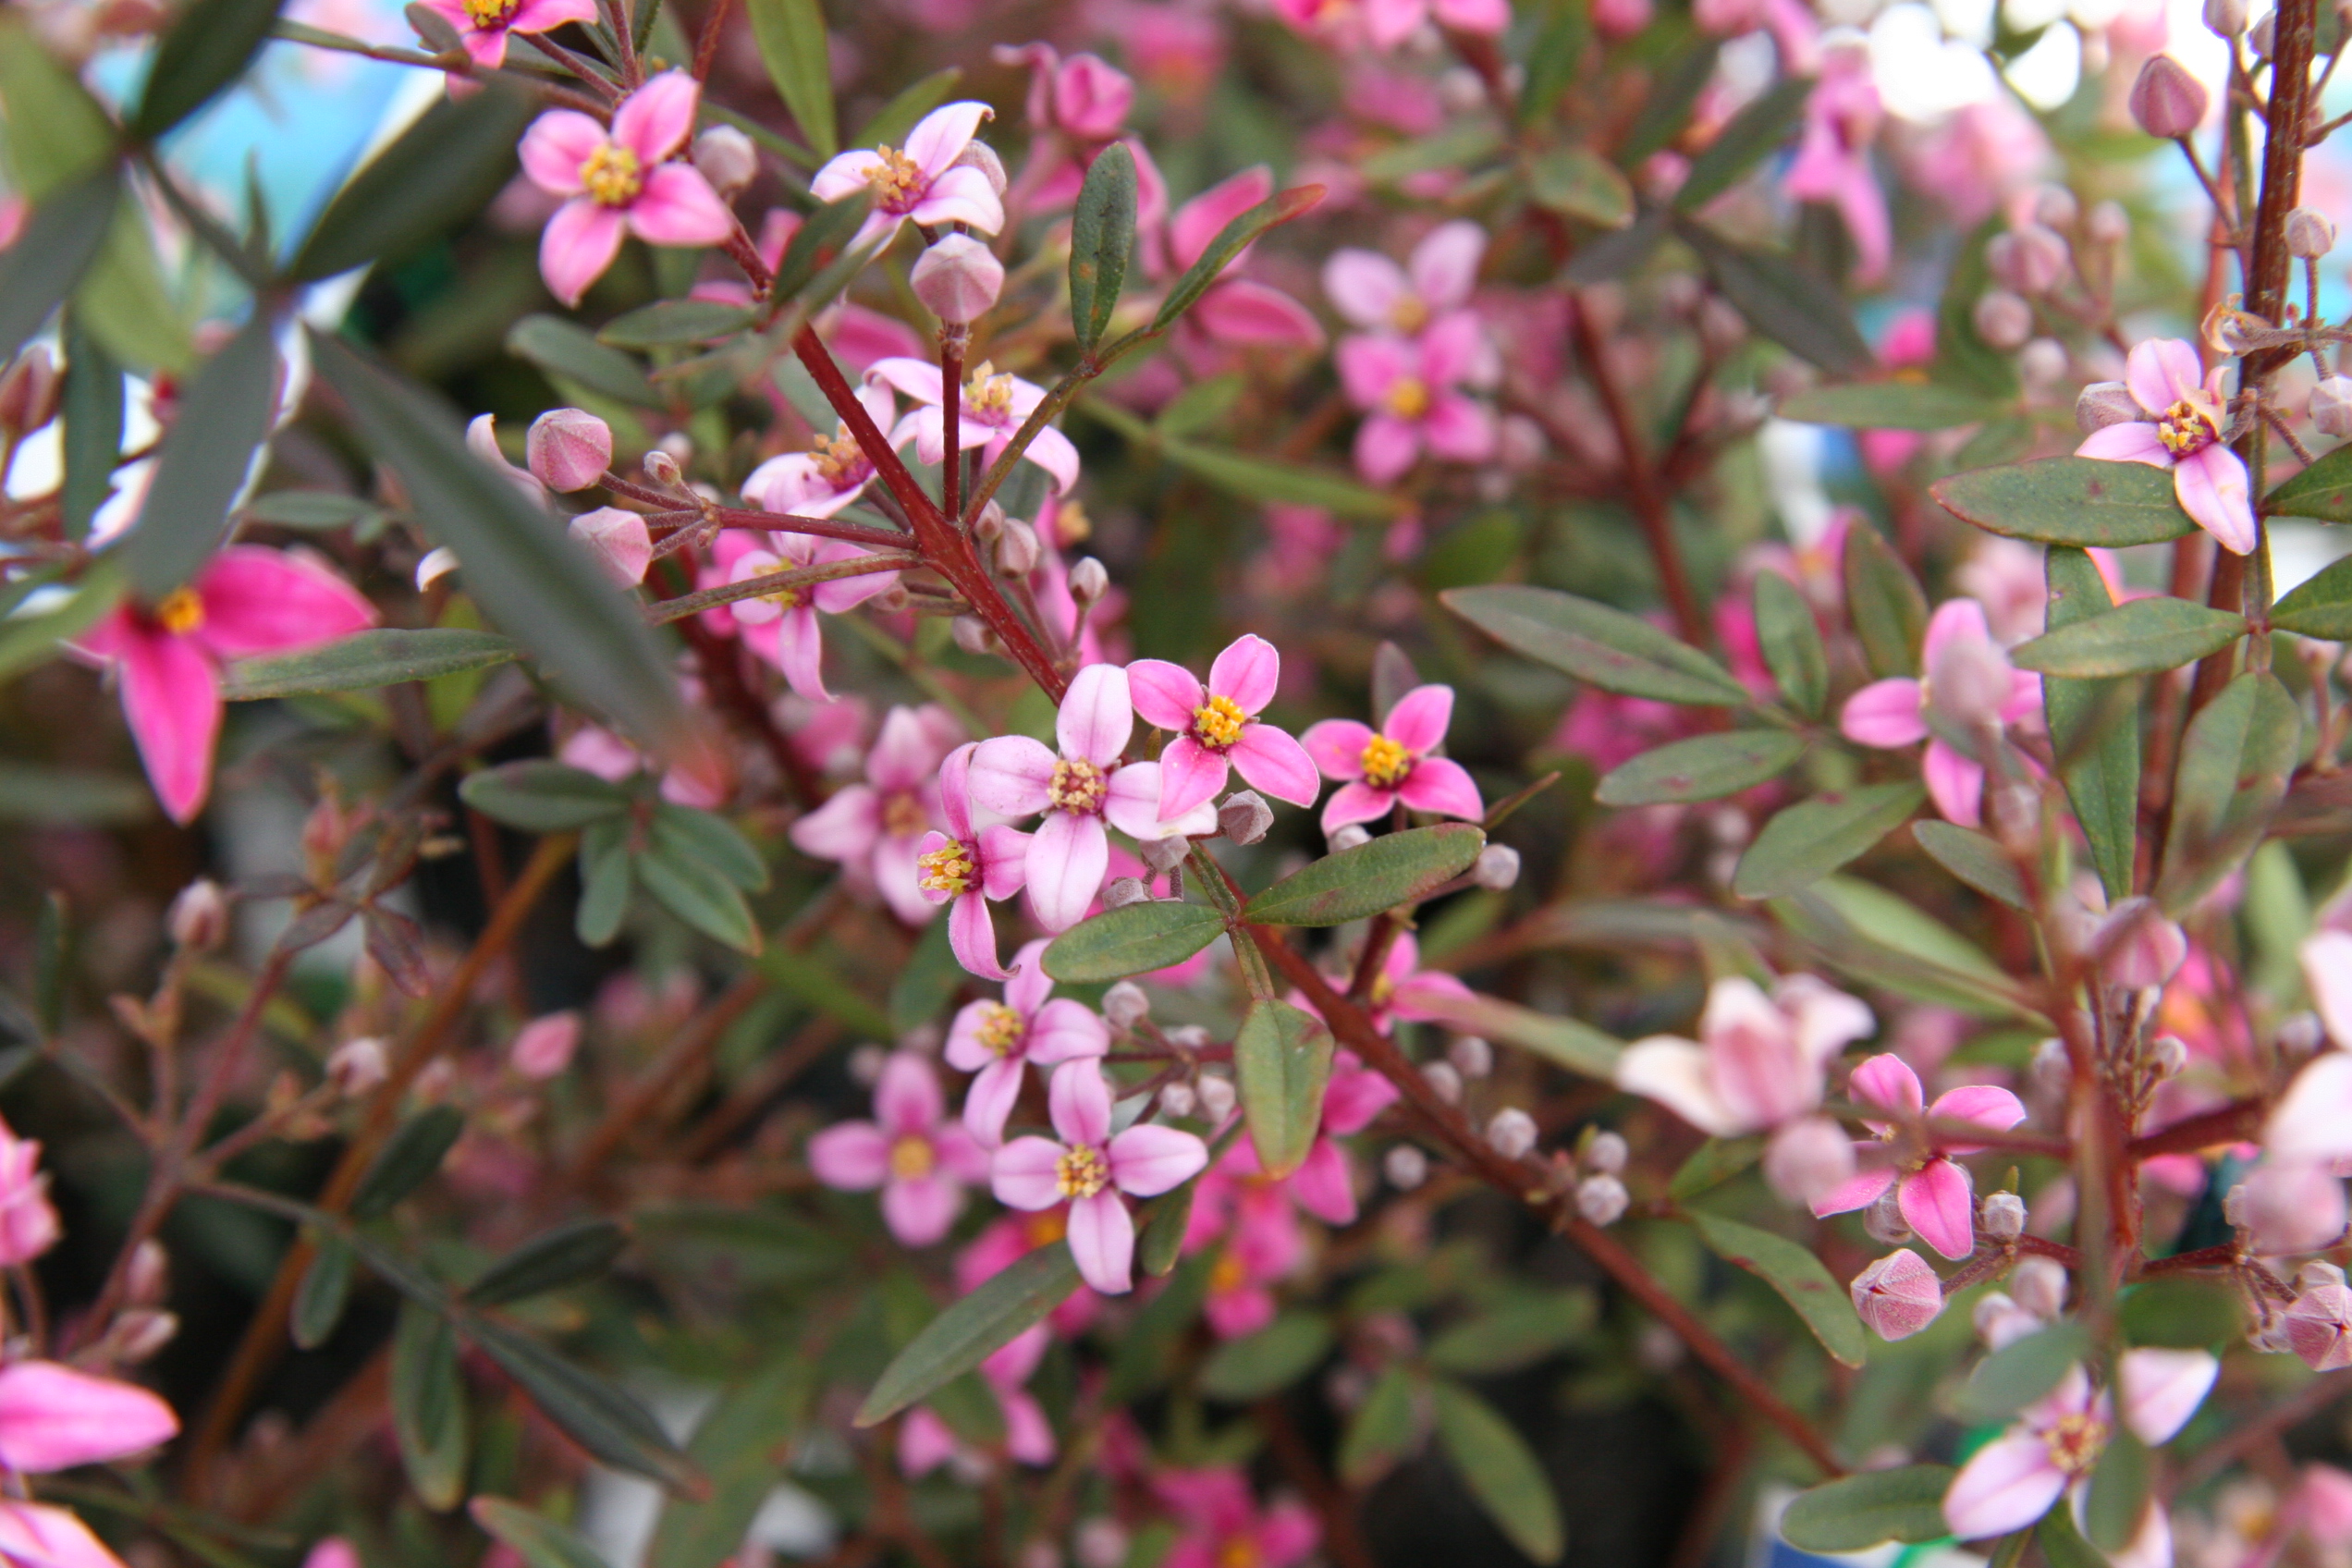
1322 221 1485 337
0 1503 144 1568
1268 0 1505 50
1335 316 1498 484
808 1052 990 1247
1127 635 1318 820
2076 337 2257 555
1154 1468 1319 1568
1839 597 2040 827
705 530 900 702
900 1323 1057 1474
1141 164 1324 353
0 1361 178 1472
790 704 962 925
811 102 1004 251
1300 683 1483 834
1219 1049 1397 1225
413 0 596 68
946 938 1109 1146
519 72 735 306
915 742 1033 981
996 43 1134 141
1811 1053 2026 1259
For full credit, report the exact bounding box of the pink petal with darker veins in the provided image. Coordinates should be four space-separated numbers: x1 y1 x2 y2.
2176 445 2257 555
908 166 1006 235
193 548 376 657
903 101 994 178
978 825 1032 899
506 0 598 31
2125 337 2201 417
1209 634 1280 713
2075 422 2172 466
1811 1163 1898 1218
612 70 700 163
969 735 1059 816
1058 663 1133 766
1049 1058 1114 1147
1926 1084 2028 1148
1067 1189 1135 1293
627 164 736 247
1025 811 1108 932
539 199 627 306
1848 1053 1924 1119
1157 736 1231 820
1107 1122 1208 1195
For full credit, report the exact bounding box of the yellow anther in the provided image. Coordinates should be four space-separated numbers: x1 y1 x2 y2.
973 1003 1025 1057
581 142 643 207
888 1135 936 1181
1047 757 1109 814
810 426 869 486
918 841 975 895
883 791 929 839
866 145 925 207
1383 375 1431 420
1193 694 1247 749
1055 1144 1109 1199
461 0 521 24
156 588 205 636
1358 732 1411 789
965 361 1017 419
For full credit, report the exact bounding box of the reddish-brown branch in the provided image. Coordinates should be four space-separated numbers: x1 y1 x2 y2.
2127 1097 2265 1159
1567 294 1708 648
690 0 731 81
704 505 913 550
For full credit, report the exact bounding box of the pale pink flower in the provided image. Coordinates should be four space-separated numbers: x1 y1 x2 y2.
1943 1352 2212 1539
2240 1158 2347 1254
1141 163 1325 352
414 0 595 67
0 1119 60 1269
2076 338 2257 555
1617 974 1874 1137
1127 635 1318 820
1782 47 1890 284
1268 0 1506 50
2117 1348 2219 1447
946 937 1109 1146
1695 0 1820 68
300 1541 360 1568
790 704 962 925
968 665 1217 933
519 72 735 307
742 384 896 520
1300 683 1483 835
1839 597 2040 827
811 102 1004 251
991 1059 1208 1294
0 1360 178 1471
709 530 900 702
0 1504 143 1568
1216 1049 1397 1225
1812 1053 2027 1259
557 725 727 810
900 1323 1057 1474
1334 316 1498 484
1850 1248 1944 1341
915 742 1034 981
1323 221 1486 337
2267 1029 2352 1160
807 1052 990 1246
1154 1468 1319 1568
567 508 652 588
868 357 1079 495
996 43 1134 140
75 548 377 823
508 1011 581 1079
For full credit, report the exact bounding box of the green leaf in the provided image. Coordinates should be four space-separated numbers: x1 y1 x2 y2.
1337 1365 1419 1485
1243 823 1485 925
2009 595 2246 678
1233 1000 1332 1181
2043 546 2138 902
1618 39 1720 165
1772 884 2040 1022
1563 209 1664 286
1931 458 2196 547
1777 380 2010 430
1517 2 1587 127
391 1302 468 1511
1390 987 1623 1080
577 819 633 948
889 913 962 1036
848 66 962 149
1430 1378 1564 1564
1753 570 1826 717
650 802 769 892
857 1243 1082 1426
597 300 756 350
1674 75 1810 210
129 0 283 137
288 85 532 280
2271 548 2352 638
0 559 124 683
639 838 760 952
1843 523 1929 679
0 170 119 367
124 311 276 599
2118 1279 2240 1348
242 490 381 530
0 19 119 198
1041 900 1224 982
2266 441 2352 522
506 315 664 409
74 190 192 374
1780 1465 1957 1551
350 1106 465 1219
315 333 684 752
2160 670 2300 912
1525 146 1633 227
472 1500 614 1568
1153 437 1403 519
0 765 149 825
1684 1209 1866 1367
646 1359 814 1568
1135 1168 1197 1280
1666 1135 1763 1201
1680 219 1870 374
1426 1289 1597 1375
754 940 892 1035
767 190 872 306
1950 1320 2089 1424
1069 142 1137 353
1807 876 2008 982
468 1219 627 1305
1198 1312 1333 1401
746 0 836 159
1107 1249 1214 1403
1733 783 1924 900
1151 184 1324 333
1913 821 2027 910
1443 584 1749 704
464 1316 697 1489
221 629 522 699
2083 1430 2150 1552
291 1234 355 1350
1596 729 1806 806
2038 1505 2113 1568
59 312 123 543
460 762 632 832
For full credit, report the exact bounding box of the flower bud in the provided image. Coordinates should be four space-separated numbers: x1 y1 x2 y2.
0 346 58 438
111 1308 178 1364
1421 1060 1463 1104
1158 1082 1196 1119
2313 376 2352 437
2086 201 2128 245
2223 1182 2249 1227
995 517 1040 579
1196 1071 1236 1121
326 1036 388 1097
1763 1115 1857 1206
2093 896 2189 988
2287 207 2338 260
2244 1158 2349 1254
952 140 1009 197
1075 1521 1128 1568
1486 1107 1538 1158
1385 1144 1428 1190
2250 9 2275 52
1103 981 1149 1029
1973 290 2033 350
1139 834 1189 875
2018 338 2068 392
1053 54 1135 138
972 500 1006 543
1448 1035 1493 1079
691 125 758 195
568 507 653 588
1219 790 1273 845
2204 0 2247 32
1864 1185 1914 1244
1585 1130 1628 1174
2285 1283 2352 1369
2148 1034 2188 1078
1982 1191 2027 1241
2033 185 2079 229
1472 844 1521 890
510 1011 582 1079
1102 876 1151 909
2130 54 2209 138
643 448 683 486
952 616 997 654
1852 1249 1945 1341
1989 225 2069 295
912 235 1005 325
416 546 459 591
2077 380 2141 433
2012 1256 2069 1318
167 878 230 951
527 408 613 491
1329 824 1372 852
1576 1174 1629 1226
1975 1291 2043 1349
847 1042 888 1085
2303 1260 2348 1292
1070 557 1109 604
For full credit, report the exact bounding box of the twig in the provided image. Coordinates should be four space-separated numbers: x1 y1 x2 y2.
1568 293 1708 647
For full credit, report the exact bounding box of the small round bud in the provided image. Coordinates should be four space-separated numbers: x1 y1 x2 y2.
2032 185 2079 229
2223 1182 2249 1227
1485 1107 1538 1159
1139 834 1189 875
2312 376 2352 437
0 346 58 438
1864 1185 1916 1244
2280 1011 2325 1054
847 1042 888 1085
1421 1060 1463 1104
2131 53 2210 138
1448 1035 1493 1080
127 1240 169 1305
1384 1144 1429 1190
2250 9 2275 52
2018 338 2068 391
2148 1034 2189 1079
568 508 653 588
1219 790 1273 845
1576 1174 1629 1226
2012 1256 2069 1318
912 234 1006 325
872 583 911 614
1584 1130 1628 1174
1329 824 1372 852
2087 200 2129 245
643 448 683 486
1070 557 1109 604
1158 1081 1196 1119
952 140 1008 196
2303 1260 2349 1292
167 878 230 951
1196 1071 1236 1121
509 1011 582 1080
1988 225 2069 295
527 408 613 491
951 616 997 655
690 125 757 195
2244 1159 2350 1255
1472 844 1521 890
1102 981 1149 1029
1075 1521 1128 1568
2287 207 2338 260
1975 1291 2040 1348
1973 290 2033 350
326 1036 388 1098
1852 1249 1945 1341
996 517 1040 579
2077 380 2141 433
1981 1191 2027 1241
1102 876 1151 910
972 501 1006 543
2204 0 2247 33
2093 897 2189 989
111 1309 178 1364
2287 1284 2352 1368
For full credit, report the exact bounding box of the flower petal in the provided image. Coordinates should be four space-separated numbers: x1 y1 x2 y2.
875 1051 944 1133
2125 337 2200 416
613 69 700 161
193 548 377 657
1107 1122 1208 1196
1208 634 1280 714
1229 724 1319 807
1058 662 1133 766
991 1137 1069 1209
2075 422 2173 466
1616 1038 1745 1136
969 736 1058 817
1395 755 1482 820
1410 220 1486 312
1942 1431 2068 1541
1066 1190 1135 1294
881 1172 962 1246
539 199 625 307
1300 718 1376 780
2176 445 2257 555
1384 684 1453 753
1898 1158 1978 1259
1125 658 1204 731
518 110 605 194
1319 781 1395 834
1286 1136 1357 1224
1811 1162 1898 1218
118 627 222 824
1025 811 1109 933
808 1121 889 1190
1840 678 1929 747
627 164 736 247
1155 736 1230 821
903 100 994 175
1049 1057 1114 1147
2117 1347 2218 1446
0 1363 178 1472
1027 998 1109 1064
1322 249 1411 329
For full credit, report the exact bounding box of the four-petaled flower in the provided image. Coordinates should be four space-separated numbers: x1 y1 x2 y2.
899 1322 1057 1475
2076 337 2256 556
808 1051 991 1246
969 664 1217 933
1127 634 1318 820
519 71 736 307
812 102 1005 252
742 384 895 520
869 357 1080 495
945 938 1110 1145
991 1059 1208 1293
1324 220 1487 337
1268 0 1506 51
1334 315 1498 485
1811 1053 2027 1260
711 530 900 702
789 704 962 925
414 0 596 68
1840 596 2040 828
916 742 1034 981
1217 1050 1398 1225
1300 683 1483 834
1153 1467 1321 1568
1618 974 1875 1136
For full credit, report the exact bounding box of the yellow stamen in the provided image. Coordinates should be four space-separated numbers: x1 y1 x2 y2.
1218 1540 1260 1568
461 0 521 25
973 1003 1025 1058
156 588 205 636
1208 1247 1246 1295
1047 757 1109 814
965 361 1017 420
2043 1412 2108 1477
2156 396 2221 456
889 1135 936 1181
1358 733 1411 789
581 142 643 207
1383 375 1430 420
1193 693 1247 750
1388 296 1429 334
882 791 929 839
918 841 975 896
1055 1144 1109 1199
1024 1208 1068 1246
809 426 869 487
1054 500 1093 545
866 145 925 209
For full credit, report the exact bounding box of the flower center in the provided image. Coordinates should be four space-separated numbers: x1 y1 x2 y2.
582 142 643 207
889 1135 936 1181
1369 968 1395 1006
461 0 522 24
1054 500 1092 545
918 840 976 895
1384 375 1431 420
764 582 804 610
155 588 205 636
2043 1411 2109 1477
1218 1539 1260 1568
866 145 926 210
1055 1144 1109 1199
964 361 1017 423
974 1003 1025 1057
1358 733 1411 789
1024 1208 1068 1246
883 790 929 839
1047 757 1109 815
1193 694 1247 750
1209 1247 1247 1295
2156 396 2220 456
1389 296 1429 334
810 426 870 487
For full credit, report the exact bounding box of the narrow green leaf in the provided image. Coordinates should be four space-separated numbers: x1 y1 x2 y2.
2271 548 2352 638
1912 821 2028 910
857 1243 1082 1426
59 312 124 543
468 1219 627 1305
1198 1313 1333 1401
1155 437 1403 519
2038 1505 2113 1568
1780 1465 1957 1551
1666 1135 1763 1201
73 190 192 374
0 19 119 198
2010 595 2245 678
289 85 532 280
242 490 381 530
1151 185 1325 333
1686 1210 1867 1366
2159 670 2300 912
350 1106 466 1219
1562 209 1664 285
1772 885 2040 1022
1443 584 1749 704
125 312 276 598
639 839 760 951
745 0 837 159
391 1302 468 1511
1243 823 1485 925
650 802 769 892
1107 1249 1214 1403
464 1316 697 1488
1777 380 2010 430
1233 1000 1332 1180
1430 1378 1565 1564
2083 1430 2150 1551
1753 570 1827 717
1525 146 1633 227
1517 2 1587 127
0 558 125 683
1426 1289 1597 1375
1337 1365 1419 1485
292 1234 356 1350
1932 458 2196 547
577 819 633 948
1596 729 1805 806
1732 783 1924 900
2043 546 2138 902
1680 219 1870 374
460 762 632 832
0 766 149 826
1069 142 1137 353
767 190 871 306
646 1359 814 1568
129 0 284 137
472 1500 614 1568
506 315 664 408
1950 1321 2089 1424
1392 987 1623 1080
1041 900 1223 982
598 300 757 350
1843 523 1928 679
1618 40 1720 165
2117 1279 2240 1349
1135 1170 1197 1280
0 171 119 367
2268 441 2352 522
221 629 522 699
1674 76 1811 210
888 914 962 1036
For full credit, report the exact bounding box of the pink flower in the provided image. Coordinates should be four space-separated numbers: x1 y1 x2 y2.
915 743 1034 981
1323 221 1485 337
1218 1050 1397 1225
1334 317 1498 484
1839 597 2040 827
790 704 962 925
0 1360 178 1471
2076 338 2257 555
1154 1468 1319 1568
413 0 596 68
1942 1352 2212 1539
900 1323 1057 1474
1617 974 1875 1135
0 1504 144 1568
0 1119 59 1268
1811 1054 2027 1260
1268 0 1506 50
946 937 1110 1146
811 102 1004 251
1782 47 1890 284
1300 683 1483 835
990 1059 1208 1293
1198 1196 1304 1339
968 665 1217 933
2268 1030 2352 1161
508 1011 581 1079
868 357 1080 495
709 530 900 702
958 1207 1099 1334
1142 163 1325 353
742 384 896 520
76 548 378 823
1127 635 1319 820
996 43 1134 141
807 1051 991 1246
519 72 736 307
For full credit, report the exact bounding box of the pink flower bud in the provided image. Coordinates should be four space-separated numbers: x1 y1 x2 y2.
2086 200 2128 244
1102 982 1149 1028
567 508 652 588
1052 54 1134 139
2032 186 2078 229
1422 1060 1462 1103
1219 790 1273 845
1384 1144 1428 1189
1864 1185 1914 1244
127 1240 169 1305
1576 1174 1629 1226
303 1540 362 1568
1139 834 1189 875
995 516 1040 578
1158 1081 1195 1119
2304 1260 2348 1292
912 235 1005 325
1981 1191 2026 1240
527 408 613 491
2244 1158 2349 1254
1974 1292 2042 1348
2313 376 2352 437
2287 206 2338 260
1585 1130 1628 1173
1329 824 1372 852
2204 0 2247 32
2117 1346 2219 1444
1473 844 1521 889
2249 9 2275 52
1102 876 1151 909
1449 1035 1493 1079
1196 1072 1236 1121
509 1011 582 1080
691 126 758 195
0 346 57 438
952 617 996 654
1486 1108 1537 1158
2077 380 2140 432
0 1121 58 1268
2012 1256 2068 1318
1851 1249 1944 1341
643 448 683 487
110 1307 178 1364
327 1037 387 1097
2285 1282 2352 1369
1973 290 2032 350
2299 1466 2352 1544
167 878 230 951
1763 1115 1857 1206
2092 896 2189 988
2130 55 2208 139
1988 225 2069 295
1070 557 1109 603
